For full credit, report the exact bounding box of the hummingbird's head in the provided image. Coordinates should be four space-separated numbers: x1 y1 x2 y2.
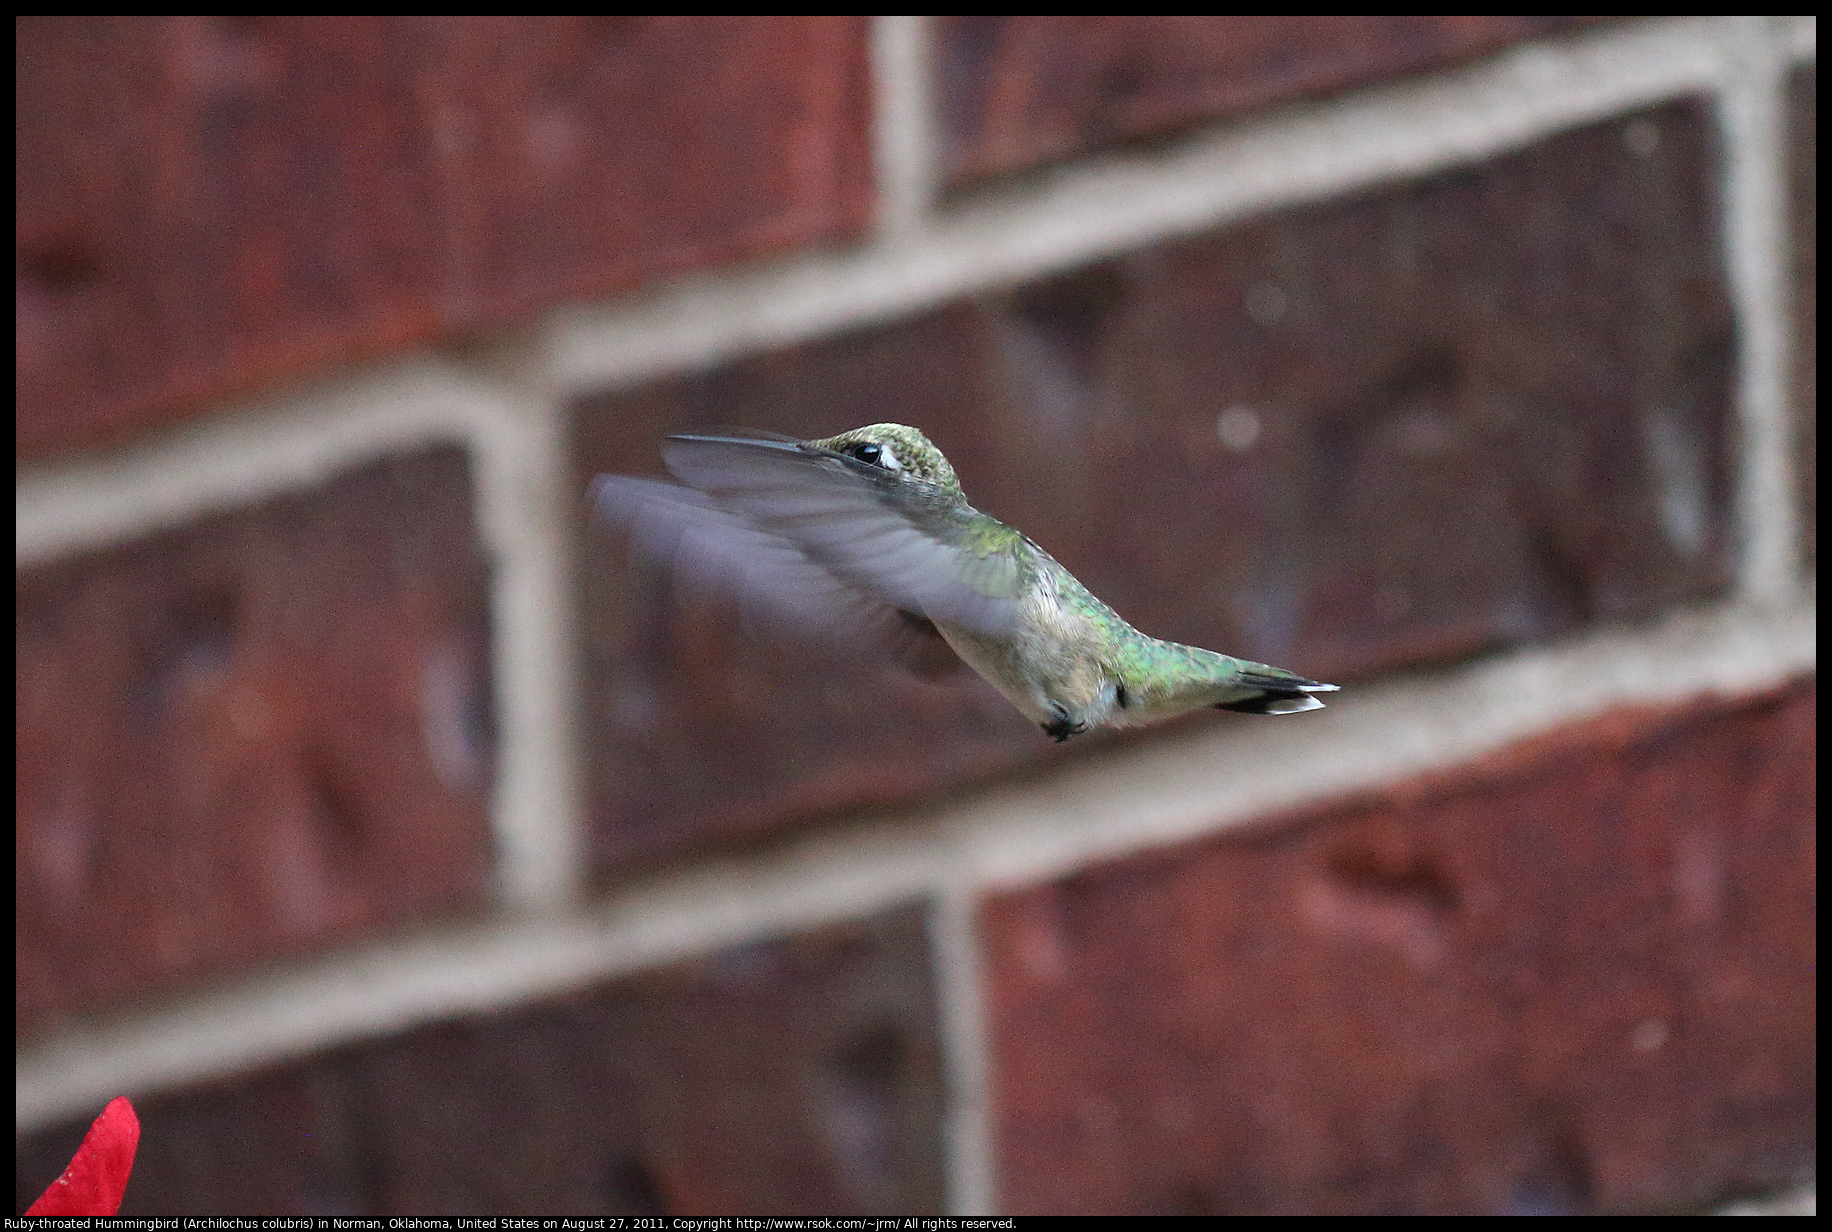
810 423 963 496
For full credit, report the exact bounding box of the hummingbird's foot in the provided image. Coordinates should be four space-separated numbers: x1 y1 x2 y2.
1042 706 1087 742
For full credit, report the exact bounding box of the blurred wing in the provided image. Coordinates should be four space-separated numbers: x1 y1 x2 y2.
591 475 960 669
658 431 1026 638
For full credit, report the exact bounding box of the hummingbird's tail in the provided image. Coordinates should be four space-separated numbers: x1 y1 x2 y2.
1212 664 1340 715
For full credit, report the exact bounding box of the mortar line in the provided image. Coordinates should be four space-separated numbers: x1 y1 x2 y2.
16 360 506 567
930 887 997 1216
1720 18 1803 606
1778 14 1818 60
464 377 590 915
17 598 1815 1134
871 15 937 239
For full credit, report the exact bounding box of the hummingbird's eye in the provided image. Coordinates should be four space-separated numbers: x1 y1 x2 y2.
849 441 901 470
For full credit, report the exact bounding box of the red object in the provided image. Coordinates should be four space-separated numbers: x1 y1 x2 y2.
25 1097 140 1216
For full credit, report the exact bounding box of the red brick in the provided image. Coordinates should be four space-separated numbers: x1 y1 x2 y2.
981 680 1816 1214
16 449 495 1033
937 17 1620 188
16 18 443 459
1789 67 1814 568
434 17 873 332
16 17 873 458
15 908 945 1216
573 102 1734 873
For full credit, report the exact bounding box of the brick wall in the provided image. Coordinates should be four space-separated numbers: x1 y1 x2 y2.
16 16 1815 1217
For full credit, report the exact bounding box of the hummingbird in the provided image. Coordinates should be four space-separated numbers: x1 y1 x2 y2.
593 423 1337 742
